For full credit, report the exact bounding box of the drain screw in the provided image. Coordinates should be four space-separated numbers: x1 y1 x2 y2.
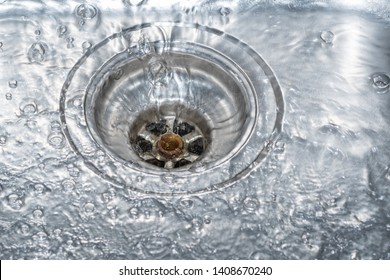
157 133 184 159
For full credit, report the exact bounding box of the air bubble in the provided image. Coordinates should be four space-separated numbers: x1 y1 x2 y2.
5 92 12 100
370 73 390 93
34 29 41 36
8 80 17 88
75 3 98 19
28 42 48 63
243 197 259 212
320 31 334 44
190 217 204 231
33 209 44 219
219 7 231 16
48 132 65 148
67 37 75 49
61 179 75 193
0 42 3 49
83 202 95 214
19 100 38 115
7 193 24 210
112 68 123 80
147 61 169 86
56 25 67 37
34 184 45 195
179 199 194 209
161 174 176 184
82 41 92 51
129 207 139 219
0 135 7 145
50 121 62 131
109 208 118 219
203 215 211 224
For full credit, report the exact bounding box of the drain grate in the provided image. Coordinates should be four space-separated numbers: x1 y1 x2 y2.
132 116 206 169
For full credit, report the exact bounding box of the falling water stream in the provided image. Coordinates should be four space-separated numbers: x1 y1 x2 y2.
0 0 389 259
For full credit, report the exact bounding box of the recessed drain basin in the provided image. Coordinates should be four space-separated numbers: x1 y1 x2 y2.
60 23 284 195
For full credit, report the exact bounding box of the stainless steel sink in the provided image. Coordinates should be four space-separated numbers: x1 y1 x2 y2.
0 0 389 259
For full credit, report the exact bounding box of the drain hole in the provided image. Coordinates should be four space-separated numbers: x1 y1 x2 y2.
130 112 208 169
145 119 167 136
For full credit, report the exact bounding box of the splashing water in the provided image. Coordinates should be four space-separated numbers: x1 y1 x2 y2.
0 0 389 260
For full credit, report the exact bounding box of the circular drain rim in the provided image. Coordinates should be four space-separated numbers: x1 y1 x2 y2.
60 22 284 195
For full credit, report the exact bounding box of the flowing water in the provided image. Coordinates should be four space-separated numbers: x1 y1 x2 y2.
0 0 389 259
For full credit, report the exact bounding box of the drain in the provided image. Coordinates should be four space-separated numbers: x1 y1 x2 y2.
131 110 207 169
60 23 284 195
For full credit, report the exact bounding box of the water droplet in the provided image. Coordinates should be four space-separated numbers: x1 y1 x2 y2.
129 207 139 219
66 37 75 49
0 135 7 145
5 92 12 100
243 197 260 212
56 25 67 37
203 215 211 224
33 209 44 219
219 7 231 16
34 183 45 195
137 35 151 56
109 208 118 219
19 100 38 115
191 217 204 232
124 0 145 6
112 68 123 80
142 236 172 258
179 199 194 209
50 121 62 131
67 164 80 177
83 202 95 214
75 3 98 19
370 73 390 93
8 80 17 88
320 31 334 44
161 174 176 184
147 61 168 86
82 41 92 52
61 179 75 193
48 132 65 149
28 42 48 63
7 193 24 210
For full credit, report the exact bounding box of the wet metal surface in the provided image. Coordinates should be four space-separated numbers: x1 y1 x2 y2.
0 0 389 259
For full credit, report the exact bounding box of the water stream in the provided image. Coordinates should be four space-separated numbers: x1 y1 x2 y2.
0 0 389 259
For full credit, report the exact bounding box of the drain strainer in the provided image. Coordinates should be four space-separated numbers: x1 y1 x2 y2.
60 23 284 195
